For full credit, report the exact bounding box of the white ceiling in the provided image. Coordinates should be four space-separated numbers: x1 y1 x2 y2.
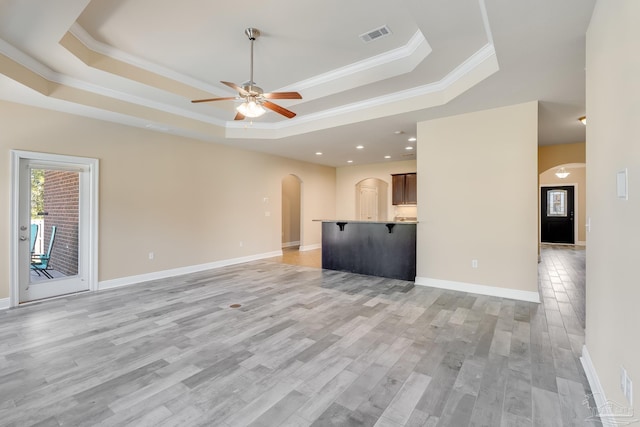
0 0 594 167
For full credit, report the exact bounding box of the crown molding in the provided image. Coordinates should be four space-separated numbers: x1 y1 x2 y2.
225 43 498 138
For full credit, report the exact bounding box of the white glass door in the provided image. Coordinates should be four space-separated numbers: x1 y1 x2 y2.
13 152 98 304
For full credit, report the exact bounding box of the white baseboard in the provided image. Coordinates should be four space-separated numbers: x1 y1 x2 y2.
580 345 627 426
282 241 300 248
299 243 321 252
414 277 541 303
581 345 608 413
98 250 283 291
0 297 9 310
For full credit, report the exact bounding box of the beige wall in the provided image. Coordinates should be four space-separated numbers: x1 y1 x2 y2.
0 101 336 298
336 160 417 221
538 142 586 174
540 166 587 243
281 174 301 246
585 0 640 407
416 101 539 295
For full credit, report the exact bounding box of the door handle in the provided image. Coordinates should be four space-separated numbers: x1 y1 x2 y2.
19 236 27 241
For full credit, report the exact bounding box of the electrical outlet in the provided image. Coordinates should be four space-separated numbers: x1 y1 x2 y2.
148 252 154 260
472 259 478 268
239 241 243 247
265 211 270 217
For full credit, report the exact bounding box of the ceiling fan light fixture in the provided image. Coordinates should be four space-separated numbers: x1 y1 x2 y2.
236 97 266 118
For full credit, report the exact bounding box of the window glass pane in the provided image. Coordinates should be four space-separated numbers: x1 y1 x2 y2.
30 168 80 283
547 190 567 217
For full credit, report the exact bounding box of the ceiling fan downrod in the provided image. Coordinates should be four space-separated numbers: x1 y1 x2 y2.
245 28 260 93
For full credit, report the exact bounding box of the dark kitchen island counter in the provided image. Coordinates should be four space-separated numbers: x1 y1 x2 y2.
315 220 417 281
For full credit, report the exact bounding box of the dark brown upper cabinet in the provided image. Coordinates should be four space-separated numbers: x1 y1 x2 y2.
391 173 417 205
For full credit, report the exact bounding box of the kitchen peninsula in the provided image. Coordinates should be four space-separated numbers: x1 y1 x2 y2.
316 220 416 281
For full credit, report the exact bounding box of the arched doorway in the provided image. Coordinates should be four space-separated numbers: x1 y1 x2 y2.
282 174 302 248
355 178 388 221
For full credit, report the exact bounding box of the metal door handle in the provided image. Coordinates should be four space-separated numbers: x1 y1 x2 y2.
19 236 27 241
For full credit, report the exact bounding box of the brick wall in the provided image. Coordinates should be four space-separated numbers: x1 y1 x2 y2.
43 170 79 276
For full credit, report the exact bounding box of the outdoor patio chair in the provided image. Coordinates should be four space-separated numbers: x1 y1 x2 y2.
30 223 38 254
31 225 56 279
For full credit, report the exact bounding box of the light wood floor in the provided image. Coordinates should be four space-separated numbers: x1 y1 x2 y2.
270 247 322 269
0 247 598 426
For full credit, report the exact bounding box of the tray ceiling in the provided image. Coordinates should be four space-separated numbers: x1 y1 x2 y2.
0 0 594 166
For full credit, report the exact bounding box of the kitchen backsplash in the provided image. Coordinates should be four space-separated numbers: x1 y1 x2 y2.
394 205 417 221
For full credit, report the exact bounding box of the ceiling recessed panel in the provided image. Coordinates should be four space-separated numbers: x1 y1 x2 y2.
77 0 421 90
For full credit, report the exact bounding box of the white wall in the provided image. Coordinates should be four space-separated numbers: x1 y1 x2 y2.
416 101 539 301
585 0 640 408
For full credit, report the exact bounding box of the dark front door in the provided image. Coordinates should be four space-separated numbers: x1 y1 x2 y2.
541 186 575 244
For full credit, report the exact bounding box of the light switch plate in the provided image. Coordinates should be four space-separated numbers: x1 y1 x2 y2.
617 169 628 199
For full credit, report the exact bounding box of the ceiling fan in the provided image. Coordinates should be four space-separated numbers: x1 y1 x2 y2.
191 28 302 120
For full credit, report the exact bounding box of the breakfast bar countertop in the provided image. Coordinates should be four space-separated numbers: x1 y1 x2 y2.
313 219 418 224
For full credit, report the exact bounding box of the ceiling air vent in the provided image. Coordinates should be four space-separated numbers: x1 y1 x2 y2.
359 25 392 43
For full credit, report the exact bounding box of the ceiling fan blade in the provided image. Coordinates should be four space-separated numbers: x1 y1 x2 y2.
221 81 250 96
263 100 296 119
263 91 302 100
234 111 245 121
191 97 236 103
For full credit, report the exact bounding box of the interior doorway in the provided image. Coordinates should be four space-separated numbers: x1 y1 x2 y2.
11 151 98 306
539 163 585 246
282 174 302 249
355 178 388 221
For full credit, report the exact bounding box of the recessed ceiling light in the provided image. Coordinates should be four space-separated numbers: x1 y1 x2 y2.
394 130 404 135
408 137 417 142
405 146 414 150
347 160 353 163
315 152 323 155
356 145 364 149
384 155 391 159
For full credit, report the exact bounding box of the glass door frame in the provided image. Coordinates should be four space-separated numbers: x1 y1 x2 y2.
10 150 99 307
